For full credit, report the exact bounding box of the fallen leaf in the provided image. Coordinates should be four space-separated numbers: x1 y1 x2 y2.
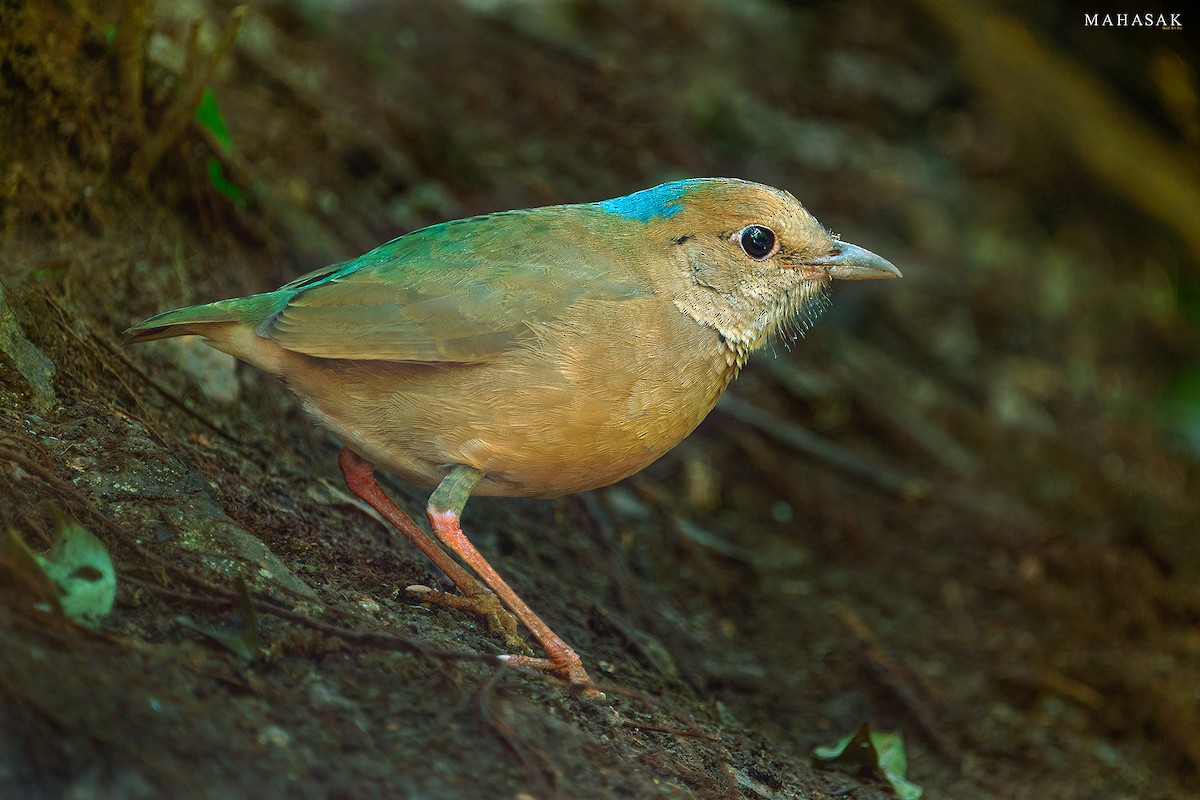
812 722 923 800
177 576 262 661
0 506 117 628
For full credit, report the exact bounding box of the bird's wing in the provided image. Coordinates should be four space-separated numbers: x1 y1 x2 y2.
259 210 646 363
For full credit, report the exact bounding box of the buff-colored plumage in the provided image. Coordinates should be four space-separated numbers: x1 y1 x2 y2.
126 178 900 688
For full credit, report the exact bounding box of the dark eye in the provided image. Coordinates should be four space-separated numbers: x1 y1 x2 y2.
737 225 777 260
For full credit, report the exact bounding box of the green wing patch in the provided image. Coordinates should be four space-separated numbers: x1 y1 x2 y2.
261 211 647 363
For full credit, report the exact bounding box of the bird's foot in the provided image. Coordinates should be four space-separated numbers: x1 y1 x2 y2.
406 584 528 653
410 583 601 696
500 652 602 698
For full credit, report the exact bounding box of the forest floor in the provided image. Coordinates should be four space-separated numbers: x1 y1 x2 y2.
2 1 1199 798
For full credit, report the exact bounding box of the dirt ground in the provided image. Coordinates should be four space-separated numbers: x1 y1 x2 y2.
3 1 1200 798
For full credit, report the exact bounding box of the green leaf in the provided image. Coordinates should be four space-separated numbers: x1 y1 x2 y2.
0 507 117 628
38 507 117 627
813 723 923 800
177 576 262 661
205 157 246 203
195 88 233 149
194 89 245 202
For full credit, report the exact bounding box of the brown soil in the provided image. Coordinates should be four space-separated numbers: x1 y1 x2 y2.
3 1 1199 798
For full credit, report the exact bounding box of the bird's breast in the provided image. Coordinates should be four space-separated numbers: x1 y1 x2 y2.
463 297 738 496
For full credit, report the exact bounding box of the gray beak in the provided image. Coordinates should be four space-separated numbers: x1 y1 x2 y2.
809 241 902 280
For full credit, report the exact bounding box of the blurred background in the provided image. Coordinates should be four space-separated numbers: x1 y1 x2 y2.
2 1 1198 798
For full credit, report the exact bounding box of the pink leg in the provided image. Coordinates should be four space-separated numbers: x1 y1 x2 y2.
428 506 594 690
338 449 522 647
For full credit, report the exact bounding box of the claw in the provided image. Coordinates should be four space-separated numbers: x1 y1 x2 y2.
406 584 528 652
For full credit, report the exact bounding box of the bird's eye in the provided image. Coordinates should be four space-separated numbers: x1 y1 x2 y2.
736 225 777 260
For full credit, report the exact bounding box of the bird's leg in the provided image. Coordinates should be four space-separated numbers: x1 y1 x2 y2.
338 448 524 649
429 466 595 690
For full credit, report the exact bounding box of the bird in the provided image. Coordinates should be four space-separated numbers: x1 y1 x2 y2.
124 177 901 691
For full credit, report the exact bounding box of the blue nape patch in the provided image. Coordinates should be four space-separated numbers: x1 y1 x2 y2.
596 179 705 222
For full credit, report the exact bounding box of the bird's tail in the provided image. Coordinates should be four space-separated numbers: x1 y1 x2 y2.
122 292 283 344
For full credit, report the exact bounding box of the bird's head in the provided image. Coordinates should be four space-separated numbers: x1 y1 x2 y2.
595 178 900 361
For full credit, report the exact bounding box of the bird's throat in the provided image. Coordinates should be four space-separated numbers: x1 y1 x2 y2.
675 278 830 373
